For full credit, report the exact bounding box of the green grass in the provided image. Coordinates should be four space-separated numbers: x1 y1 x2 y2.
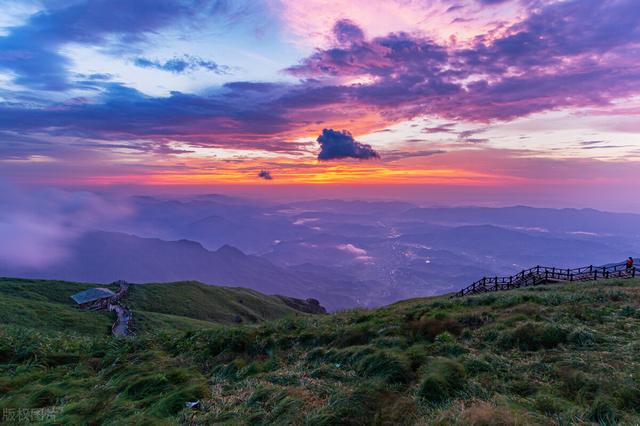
0 278 318 336
127 281 308 323
2 278 640 424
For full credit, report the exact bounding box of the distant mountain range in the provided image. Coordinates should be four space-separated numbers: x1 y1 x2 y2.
3 194 639 310
0 231 364 310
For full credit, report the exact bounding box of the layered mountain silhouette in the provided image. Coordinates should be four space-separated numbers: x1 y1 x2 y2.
0 231 358 310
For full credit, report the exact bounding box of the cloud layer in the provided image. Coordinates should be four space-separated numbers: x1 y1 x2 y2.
0 0 638 186
133 55 229 74
0 182 132 268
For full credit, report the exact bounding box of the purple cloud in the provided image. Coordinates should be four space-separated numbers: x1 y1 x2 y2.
333 19 365 45
286 0 640 122
0 0 640 163
317 129 380 161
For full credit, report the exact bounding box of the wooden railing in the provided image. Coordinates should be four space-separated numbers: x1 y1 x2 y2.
455 262 638 297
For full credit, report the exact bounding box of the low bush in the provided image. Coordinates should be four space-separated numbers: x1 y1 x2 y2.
497 322 569 351
567 327 599 346
304 385 384 425
355 351 412 384
418 358 466 403
454 400 527 425
534 393 570 416
333 324 374 348
588 396 618 424
408 316 462 341
554 366 599 402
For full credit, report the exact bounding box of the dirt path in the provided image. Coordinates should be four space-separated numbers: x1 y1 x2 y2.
107 281 134 337
109 303 133 337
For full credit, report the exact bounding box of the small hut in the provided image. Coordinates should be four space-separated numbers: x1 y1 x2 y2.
71 288 116 310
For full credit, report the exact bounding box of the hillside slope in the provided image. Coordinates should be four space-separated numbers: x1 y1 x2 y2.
2 279 640 424
0 231 355 310
0 278 324 335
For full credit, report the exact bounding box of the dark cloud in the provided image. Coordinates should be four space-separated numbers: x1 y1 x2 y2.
581 144 624 150
458 128 489 143
0 80 312 157
133 55 229 74
382 149 445 161
258 170 273 180
317 129 380 161
446 4 465 13
423 123 456 133
333 19 365 45
86 73 114 81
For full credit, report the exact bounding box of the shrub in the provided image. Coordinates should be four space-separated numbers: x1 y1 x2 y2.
619 305 638 318
567 328 598 347
588 397 618 424
463 355 493 375
554 366 599 402
614 384 640 411
509 380 537 397
408 316 462 341
457 313 487 328
497 322 569 351
405 344 429 370
372 336 408 349
304 385 383 425
435 332 455 344
333 324 374 347
534 394 570 416
457 401 527 426
418 358 466 402
355 351 412 384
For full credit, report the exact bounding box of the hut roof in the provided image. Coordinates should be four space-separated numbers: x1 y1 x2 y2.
71 287 116 305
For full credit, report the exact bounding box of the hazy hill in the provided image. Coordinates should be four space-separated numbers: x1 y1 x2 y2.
398 224 624 267
399 206 640 236
2 278 640 424
0 231 354 309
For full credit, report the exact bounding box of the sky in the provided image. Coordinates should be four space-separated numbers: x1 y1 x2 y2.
1 0 639 210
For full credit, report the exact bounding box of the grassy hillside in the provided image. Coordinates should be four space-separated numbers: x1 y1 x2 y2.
0 278 322 335
3 279 640 424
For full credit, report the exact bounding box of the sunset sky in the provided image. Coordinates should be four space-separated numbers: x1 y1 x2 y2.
1 0 639 209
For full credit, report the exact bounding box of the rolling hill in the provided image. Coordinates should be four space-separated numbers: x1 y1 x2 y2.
2 278 640 424
0 231 357 309
0 277 326 336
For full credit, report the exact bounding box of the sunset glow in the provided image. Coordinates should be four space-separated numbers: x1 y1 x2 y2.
0 0 639 208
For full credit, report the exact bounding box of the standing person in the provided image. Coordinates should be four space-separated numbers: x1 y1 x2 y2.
626 257 634 270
